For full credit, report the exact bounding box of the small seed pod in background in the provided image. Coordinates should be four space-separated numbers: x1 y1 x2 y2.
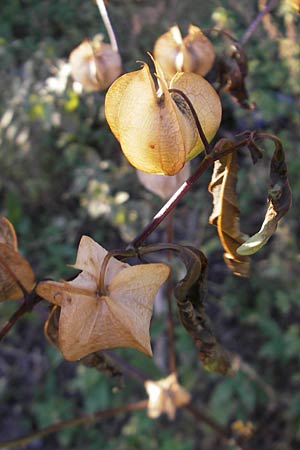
105 58 221 175
137 162 190 200
154 24 215 80
69 35 122 92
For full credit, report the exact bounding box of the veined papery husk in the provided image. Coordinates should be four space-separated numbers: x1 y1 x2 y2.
69 36 122 91
105 59 221 175
154 24 215 80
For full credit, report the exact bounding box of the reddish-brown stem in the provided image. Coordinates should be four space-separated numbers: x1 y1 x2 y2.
129 138 248 248
0 295 41 342
103 350 148 383
0 400 148 449
184 404 231 440
240 0 279 46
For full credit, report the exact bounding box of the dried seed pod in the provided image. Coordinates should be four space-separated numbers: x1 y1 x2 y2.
69 36 122 91
154 24 215 80
105 59 221 175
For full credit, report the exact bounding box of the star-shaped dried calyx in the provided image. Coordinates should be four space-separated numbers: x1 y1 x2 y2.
37 236 170 361
145 373 191 420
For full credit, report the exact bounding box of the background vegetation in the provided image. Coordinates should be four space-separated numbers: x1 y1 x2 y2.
0 0 299 449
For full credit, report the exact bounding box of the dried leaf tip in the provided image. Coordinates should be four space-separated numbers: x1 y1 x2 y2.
37 236 170 361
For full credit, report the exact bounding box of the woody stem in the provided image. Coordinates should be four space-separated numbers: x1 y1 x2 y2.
128 138 248 249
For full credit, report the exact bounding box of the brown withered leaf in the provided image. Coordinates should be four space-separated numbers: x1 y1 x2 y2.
0 216 18 250
174 246 231 375
237 140 292 255
0 243 35 302
37 236 170 361
217 43 252 109
208 141 250 277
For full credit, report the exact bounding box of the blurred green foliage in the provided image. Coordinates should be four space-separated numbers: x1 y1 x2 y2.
0 1 300 449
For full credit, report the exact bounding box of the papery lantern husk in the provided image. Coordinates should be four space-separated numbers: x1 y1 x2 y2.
69 36 122 91
154 24 215 80
105 59 221 175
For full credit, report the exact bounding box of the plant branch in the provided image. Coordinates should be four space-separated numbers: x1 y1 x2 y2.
0 294 42 342
240 0 279 46
103 350 148 383
0 400 148 449
95 0 119 52
185 404 250 450
128 138 249 248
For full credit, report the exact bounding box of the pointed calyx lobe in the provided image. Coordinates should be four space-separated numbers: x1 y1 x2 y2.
37 236 170 361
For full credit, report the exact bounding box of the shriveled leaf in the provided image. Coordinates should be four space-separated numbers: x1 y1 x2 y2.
217 44 252 109
80 352 122 379
208 141 250 277
0 243 35 301
0 217 18 250
145 373 191 420
174 246 231 375
237 140 292 255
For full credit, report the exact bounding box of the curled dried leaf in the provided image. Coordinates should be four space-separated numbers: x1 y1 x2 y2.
217 43 252 109
174 246 231 375
208 140 250 277
37 236 170 361
154 24 215 80
145 373 191 420
105 58 221 175
0 243 35 302
237 138 292 255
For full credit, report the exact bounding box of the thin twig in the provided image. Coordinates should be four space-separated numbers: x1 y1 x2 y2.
129 138 249 248
95 0 119 52
184 404 231 440
103 350 148 383
0 400 148 449
240 0 279 46
185 404 250 450
0 296 41 342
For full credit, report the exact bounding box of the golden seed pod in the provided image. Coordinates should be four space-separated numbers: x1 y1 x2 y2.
105 59 221 175
154 24 215 80
69 36 122 91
